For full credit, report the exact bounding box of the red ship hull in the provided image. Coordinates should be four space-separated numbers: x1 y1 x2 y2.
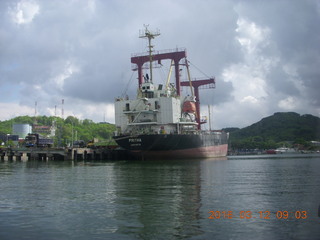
132 144 228 159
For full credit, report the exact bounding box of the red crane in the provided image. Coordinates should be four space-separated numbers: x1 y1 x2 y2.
181 78 215 129
131 49 186 94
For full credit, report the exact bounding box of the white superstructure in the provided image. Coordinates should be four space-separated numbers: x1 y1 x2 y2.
115 82 197 136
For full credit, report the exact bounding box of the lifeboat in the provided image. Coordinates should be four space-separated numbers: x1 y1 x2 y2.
182 101 196 113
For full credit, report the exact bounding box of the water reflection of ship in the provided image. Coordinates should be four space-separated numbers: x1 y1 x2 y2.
114 160 203 238
113 26 228 159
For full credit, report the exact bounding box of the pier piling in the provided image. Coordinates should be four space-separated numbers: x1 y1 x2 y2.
0 147 134 162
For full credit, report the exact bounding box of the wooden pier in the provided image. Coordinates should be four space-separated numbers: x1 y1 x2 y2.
0 147 133 161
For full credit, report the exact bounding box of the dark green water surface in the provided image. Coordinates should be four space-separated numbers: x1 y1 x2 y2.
1 154 320 239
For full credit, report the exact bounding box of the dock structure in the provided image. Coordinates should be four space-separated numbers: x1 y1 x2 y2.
0 147 133 162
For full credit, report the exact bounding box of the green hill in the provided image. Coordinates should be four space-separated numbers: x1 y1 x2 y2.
223 112 320 150
0 115 116 146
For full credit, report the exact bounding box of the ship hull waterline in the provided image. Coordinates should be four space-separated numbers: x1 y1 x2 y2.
113 134 228 159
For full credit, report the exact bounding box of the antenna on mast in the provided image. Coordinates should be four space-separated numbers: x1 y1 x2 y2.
33 101 38 125
61 99 64 119
34 101 37 117
139 25 160 82
208 105 212 131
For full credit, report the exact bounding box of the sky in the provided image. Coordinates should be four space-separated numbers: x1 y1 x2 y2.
1 0 319 129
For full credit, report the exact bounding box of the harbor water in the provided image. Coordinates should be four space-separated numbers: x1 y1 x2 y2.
1 154 320 239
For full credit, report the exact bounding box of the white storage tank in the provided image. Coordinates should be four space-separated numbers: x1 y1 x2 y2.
12 124 32 139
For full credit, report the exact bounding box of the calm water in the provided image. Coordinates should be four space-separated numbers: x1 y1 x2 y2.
1 154 320 240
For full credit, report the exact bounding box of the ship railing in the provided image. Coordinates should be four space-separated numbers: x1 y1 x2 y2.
131 47 186 58
131 62 163 71
199 130 226 135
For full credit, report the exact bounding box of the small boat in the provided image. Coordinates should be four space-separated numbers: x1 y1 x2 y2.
275 147 297 154
266 149 276 154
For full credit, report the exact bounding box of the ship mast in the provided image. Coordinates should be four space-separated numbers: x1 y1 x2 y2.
139 25 160 83
132 27 186 93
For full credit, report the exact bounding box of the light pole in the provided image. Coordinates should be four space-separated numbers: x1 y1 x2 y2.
71 121 74 148
6 134 10 147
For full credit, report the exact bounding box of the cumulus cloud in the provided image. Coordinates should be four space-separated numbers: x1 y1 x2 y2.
0 102 34 119
204 0 320 128
9 0 40 25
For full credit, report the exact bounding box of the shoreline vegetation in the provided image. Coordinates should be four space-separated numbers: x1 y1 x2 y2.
0 115 116 147
0 112 319 152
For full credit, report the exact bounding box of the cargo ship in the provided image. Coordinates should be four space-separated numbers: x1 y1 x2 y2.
113 27 228 159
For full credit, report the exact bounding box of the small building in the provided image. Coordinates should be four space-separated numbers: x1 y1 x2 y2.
0 134 8 143
8 135 19 141
33 125 56 137
0 134 19 146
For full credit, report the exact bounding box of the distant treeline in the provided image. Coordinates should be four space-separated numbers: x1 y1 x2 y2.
0 115 116 146
223 112 320 150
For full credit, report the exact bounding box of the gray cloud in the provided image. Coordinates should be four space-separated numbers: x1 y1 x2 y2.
0 0 319 128
236 0 320 105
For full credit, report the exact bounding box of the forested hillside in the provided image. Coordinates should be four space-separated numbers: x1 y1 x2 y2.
0 115 116 146
224 112 320 150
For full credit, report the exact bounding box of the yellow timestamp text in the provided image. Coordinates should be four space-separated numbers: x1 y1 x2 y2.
208 210 308 220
